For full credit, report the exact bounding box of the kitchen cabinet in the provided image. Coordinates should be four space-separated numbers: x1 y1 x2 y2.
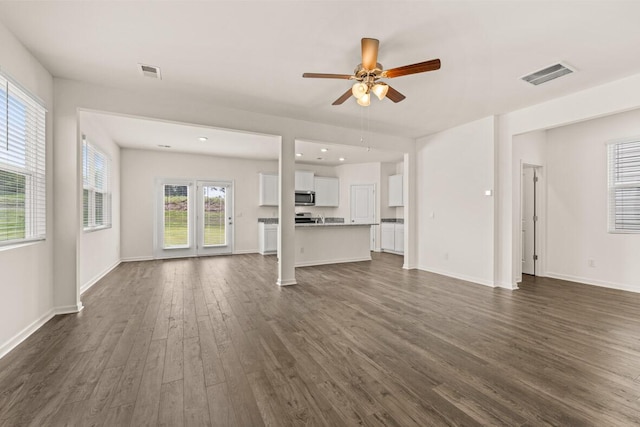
394 223 404 253
314 176 339 207
259 173 278 206
258 223 278 255
388 174 403 207
295 171 315 192
381 222 404 254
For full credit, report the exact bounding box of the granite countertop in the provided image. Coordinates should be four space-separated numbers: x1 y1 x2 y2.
381 218 404 224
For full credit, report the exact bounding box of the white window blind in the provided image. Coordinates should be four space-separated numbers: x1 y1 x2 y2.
608 140 640 233
82 137 112 230
0 73 46 245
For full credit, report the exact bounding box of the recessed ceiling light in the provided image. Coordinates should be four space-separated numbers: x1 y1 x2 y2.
158 144 171 148
296 153 303 157
320 148 329 152
199 136 208 142
339 157 345 161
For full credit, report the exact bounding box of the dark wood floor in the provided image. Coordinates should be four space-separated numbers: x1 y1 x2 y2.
1 253 640 426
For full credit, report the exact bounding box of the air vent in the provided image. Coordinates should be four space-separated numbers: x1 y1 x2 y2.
138 63 162 80
521 62 575 86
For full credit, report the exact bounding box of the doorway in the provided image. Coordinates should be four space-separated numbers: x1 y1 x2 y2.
350 184 376 250
521 165 541 277
155 179 233 258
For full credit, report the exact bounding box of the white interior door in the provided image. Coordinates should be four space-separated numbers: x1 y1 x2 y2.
155 179 233 259
350 184 376 250
522 168 536 275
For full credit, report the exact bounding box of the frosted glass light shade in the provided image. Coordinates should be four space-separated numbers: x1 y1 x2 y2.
357 92 371 106
371 83 389 100
351 82 368 99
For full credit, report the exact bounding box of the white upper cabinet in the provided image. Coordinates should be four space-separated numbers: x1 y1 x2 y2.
388 174 404 207
295 171 315 192
314 176 339 207
259 173 278 206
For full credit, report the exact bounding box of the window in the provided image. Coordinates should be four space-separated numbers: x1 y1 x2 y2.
0 73 46 245
608 139 640 233
82 137 111 230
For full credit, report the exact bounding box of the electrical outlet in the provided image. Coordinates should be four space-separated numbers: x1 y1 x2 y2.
588 259 595 268
444 252 449 260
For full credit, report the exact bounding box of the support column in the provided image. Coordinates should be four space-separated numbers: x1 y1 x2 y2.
277 135 296 286
403 151 417 269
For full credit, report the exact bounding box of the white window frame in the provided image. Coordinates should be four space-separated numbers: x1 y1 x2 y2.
607 138 640 234
0 72 46 247
82 136 112 231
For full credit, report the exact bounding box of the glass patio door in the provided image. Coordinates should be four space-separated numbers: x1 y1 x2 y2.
197 181 233 256
155 179 233 258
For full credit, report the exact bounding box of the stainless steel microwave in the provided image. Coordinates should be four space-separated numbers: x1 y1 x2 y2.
295 191 315 206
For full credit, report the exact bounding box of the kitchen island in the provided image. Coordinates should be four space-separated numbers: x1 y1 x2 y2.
294 223 376 267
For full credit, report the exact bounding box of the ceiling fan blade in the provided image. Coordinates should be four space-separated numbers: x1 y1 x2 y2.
385 85 406 103
383 59 441 78
361 38 380 70
332 89 353 105
303 73 353 79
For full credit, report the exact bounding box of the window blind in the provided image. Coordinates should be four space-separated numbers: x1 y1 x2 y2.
0 73 46 244
82 137 112 230
608 140 640 232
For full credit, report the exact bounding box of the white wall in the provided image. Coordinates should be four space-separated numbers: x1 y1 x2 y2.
498 72 640 289
544 109 640 292
416 117 496 286
335 162 382 250
0 22 55 357
121 148 278 259
78 113 121 292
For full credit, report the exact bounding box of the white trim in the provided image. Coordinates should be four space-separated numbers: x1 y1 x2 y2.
277 278 297 286
0 309 55 360
418 264 496 288
0 301 85 360
54 303 84 315
545 271 640 294
294 256 371 268
80 259 121 294
381 249 404 256
121 256 154 262
232 249 258 255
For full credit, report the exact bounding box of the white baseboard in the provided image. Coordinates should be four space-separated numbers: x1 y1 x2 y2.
295 256 372 268
418 265 496 288
545 271 640 294
0 309 55 360
80 259 121 295
233 249 258 255
54 303 84 315
277 278 297 286
121 256 154 262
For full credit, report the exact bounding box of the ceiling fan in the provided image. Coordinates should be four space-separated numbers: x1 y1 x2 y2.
302 38 441 106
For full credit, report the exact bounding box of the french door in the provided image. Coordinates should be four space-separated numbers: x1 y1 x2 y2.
155 179 233 258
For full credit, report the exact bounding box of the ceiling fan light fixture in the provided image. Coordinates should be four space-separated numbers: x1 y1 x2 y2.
352 82 368 99
371 83 389 100
357 92 371 107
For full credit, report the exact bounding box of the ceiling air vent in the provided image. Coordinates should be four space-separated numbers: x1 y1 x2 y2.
138 63 162 80
521 62 575 86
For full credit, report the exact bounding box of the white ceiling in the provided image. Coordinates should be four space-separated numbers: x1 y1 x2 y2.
81 111 403 166
3 2 640 138
80 111 281 160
